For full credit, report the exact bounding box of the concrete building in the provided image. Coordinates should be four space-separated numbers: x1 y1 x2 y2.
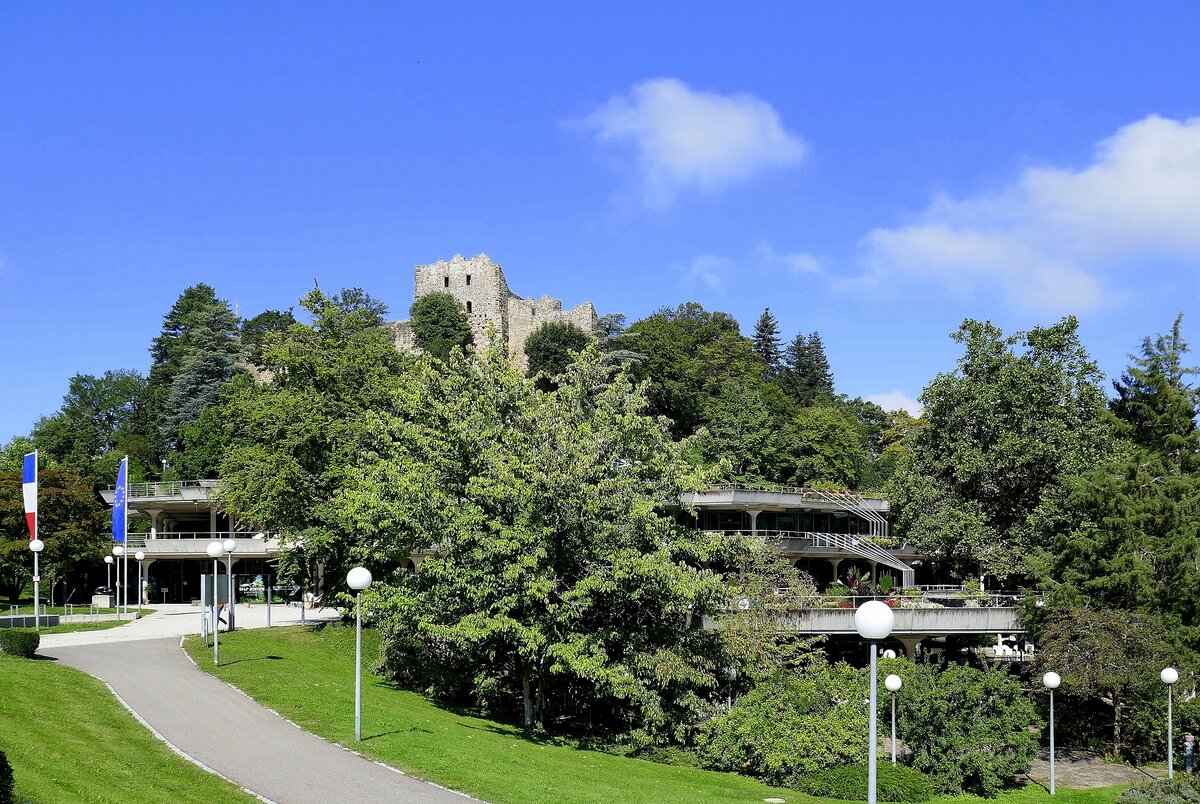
389 254 599 369
98 480 281 605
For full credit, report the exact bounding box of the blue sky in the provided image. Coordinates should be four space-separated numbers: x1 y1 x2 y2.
3 3 1200 442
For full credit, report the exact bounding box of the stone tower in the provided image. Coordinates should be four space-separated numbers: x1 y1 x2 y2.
390 254 599 369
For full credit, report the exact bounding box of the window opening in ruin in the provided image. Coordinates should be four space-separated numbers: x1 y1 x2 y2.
466 301 473 313
444 276 449 288
466 274 471 286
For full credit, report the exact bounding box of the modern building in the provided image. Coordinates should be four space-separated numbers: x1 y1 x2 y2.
679 484 920 588
99 480 281 604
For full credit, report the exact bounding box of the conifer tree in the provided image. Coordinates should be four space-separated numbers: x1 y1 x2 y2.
782 331 834 406
752 308 783 375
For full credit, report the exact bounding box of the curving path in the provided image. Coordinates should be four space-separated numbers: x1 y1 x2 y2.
44 634 472 804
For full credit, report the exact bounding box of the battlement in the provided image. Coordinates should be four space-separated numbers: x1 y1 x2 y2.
393 254 599 368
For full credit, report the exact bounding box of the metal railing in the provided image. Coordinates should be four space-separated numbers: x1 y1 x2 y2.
700 483 887 504
124 531 273 549
104 479 220 498
704 528 915 580
727 591 1033 611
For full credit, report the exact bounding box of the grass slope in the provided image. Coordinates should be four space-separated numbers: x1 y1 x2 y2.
0 654 254 804
184 625 1124 804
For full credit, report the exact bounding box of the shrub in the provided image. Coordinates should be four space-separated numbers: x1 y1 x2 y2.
410 292 472 359
1116 776 1200 803
0 747 12 804
799 764 935 802
898 663 1038 796
694 664 866 786
0 629 39 659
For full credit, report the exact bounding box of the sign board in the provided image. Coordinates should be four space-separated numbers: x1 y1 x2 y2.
200 574 230 606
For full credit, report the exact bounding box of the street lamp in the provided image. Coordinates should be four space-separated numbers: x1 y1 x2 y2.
854 600 894 804
347 566 373 741
885 674 902 766
206 540 224 665
104 554 114 598
135 551 146 617
1163 667 1179 779
29 539 44 631
112 545 125 616
1043 671 1061 795
223 538 237 632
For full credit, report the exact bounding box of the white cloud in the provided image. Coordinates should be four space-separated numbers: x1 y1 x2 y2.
682 254 730 292
856 114 1200 313
757 241 822 275
584 77 807 208
866 390 924 417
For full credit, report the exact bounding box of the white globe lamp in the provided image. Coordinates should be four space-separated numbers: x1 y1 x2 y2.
1164 667 1180 778
348 565 373 741
885 674 903 693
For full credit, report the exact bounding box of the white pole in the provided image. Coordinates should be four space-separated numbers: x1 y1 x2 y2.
1049 689 1055 795
137 560 143 617
115 554 122 616
868 641 878 804
212 561 219 666
355 589 363 741
226 552 234 632
891 691 897 766
266 579 271 628
1169 685 1174 779
33 550 40 632
122 456 129 617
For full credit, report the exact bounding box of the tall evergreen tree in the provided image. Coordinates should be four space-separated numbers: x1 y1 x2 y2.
782 331 834 406
149 284 241 452
752 308 783 375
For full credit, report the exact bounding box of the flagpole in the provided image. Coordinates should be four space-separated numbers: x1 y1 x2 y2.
122 455 129 618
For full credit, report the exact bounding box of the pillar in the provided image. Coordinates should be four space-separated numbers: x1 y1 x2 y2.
209 507 217 536
896 635 925 658
828 557 843 582
748 509 762 537
869 560 878 583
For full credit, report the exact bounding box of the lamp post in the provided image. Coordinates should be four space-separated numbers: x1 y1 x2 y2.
30 539 44 631
223 538 237 632
854 600 895 804
207 541 224 665
135 551 145 617
104 555 113 598
112 545 125 616
347 566 373 741
1043 671 1061 795
884 674 902 766
1163 667 1179 779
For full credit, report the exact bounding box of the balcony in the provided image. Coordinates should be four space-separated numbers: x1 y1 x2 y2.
100 479 220 506
121 531 280 558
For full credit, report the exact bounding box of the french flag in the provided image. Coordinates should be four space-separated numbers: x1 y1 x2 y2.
22 451 37 541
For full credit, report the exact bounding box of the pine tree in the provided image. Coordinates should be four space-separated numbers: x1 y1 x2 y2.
752 308 783 374
782 331 834 406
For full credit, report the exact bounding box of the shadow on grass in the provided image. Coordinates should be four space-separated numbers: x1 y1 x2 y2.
220 655 285 667
362 725 434 740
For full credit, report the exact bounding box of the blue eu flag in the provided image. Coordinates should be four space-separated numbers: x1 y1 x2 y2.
112 457 127 544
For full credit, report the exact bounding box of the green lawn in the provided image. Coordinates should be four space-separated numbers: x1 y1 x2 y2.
183 625 1126 804
35 619 131 634
0 654 254 804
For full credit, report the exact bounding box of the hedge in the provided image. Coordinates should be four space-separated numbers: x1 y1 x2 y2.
799 764 935 802
0 629 39 659
0 747 13 804
1116 776 1200 803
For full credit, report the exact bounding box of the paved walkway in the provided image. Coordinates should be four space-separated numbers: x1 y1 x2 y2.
40 602 340 648
43 626 471 803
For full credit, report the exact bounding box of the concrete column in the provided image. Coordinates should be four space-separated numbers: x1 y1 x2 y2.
869 560 878 583
209 507 217 536
828 557 842 582
146 509 163 532
140 559 156 605
748 509 762 537
896 635 925 658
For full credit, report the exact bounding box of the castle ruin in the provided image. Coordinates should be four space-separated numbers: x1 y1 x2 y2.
390 254 599 369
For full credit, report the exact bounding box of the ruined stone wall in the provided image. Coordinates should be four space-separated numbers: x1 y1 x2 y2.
392 253 599 367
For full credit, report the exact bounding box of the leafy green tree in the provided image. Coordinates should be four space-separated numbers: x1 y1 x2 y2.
218 287 406 597
888 318 1113 580
1034 607 1174 756
782 331 834 406
409 291 472 359
338 343 735 737
786 405 873 488
0 437 36 473
31 370 155 484
695 664 868 786
523 320 592 383
898 663 1039 796
241 308 296 367
623 303 763 438
752 308 782 375
0 467 107 602
694 383 782 484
